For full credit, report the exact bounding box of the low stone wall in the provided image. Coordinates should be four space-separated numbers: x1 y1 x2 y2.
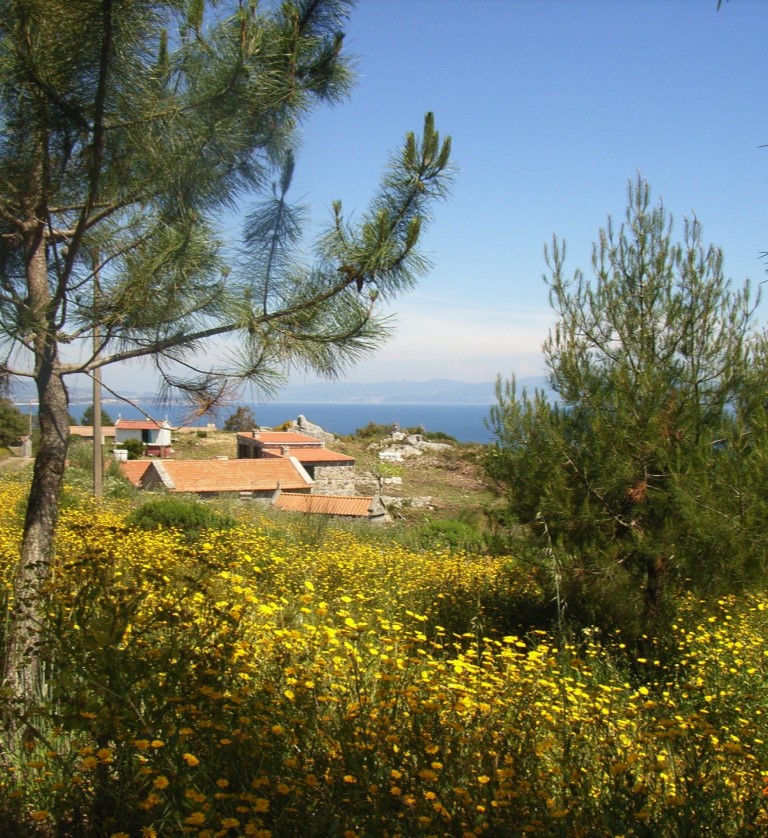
312 463 355 495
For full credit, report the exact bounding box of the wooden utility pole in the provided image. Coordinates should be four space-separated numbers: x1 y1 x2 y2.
93 264 103 498
93 353 103 498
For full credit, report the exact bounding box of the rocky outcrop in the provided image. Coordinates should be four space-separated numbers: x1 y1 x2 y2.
370 431 452 461
285 414 337 445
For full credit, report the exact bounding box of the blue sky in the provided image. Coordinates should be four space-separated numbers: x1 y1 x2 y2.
278 0 767 386
91 0 765 401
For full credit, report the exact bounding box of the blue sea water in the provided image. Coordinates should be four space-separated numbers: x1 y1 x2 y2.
87 402 498 444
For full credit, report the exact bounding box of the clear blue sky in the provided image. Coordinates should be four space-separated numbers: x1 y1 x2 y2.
281 0 767 386
94 0 765 401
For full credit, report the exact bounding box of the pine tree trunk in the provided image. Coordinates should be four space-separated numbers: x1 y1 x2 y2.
642 554 668 630
2 216 70 711
3 368 69 707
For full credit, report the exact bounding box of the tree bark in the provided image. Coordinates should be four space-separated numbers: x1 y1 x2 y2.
642 554 668 631
2 220 70 710
3 369 69 707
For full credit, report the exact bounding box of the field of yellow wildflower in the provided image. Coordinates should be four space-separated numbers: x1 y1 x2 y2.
1 471 767 837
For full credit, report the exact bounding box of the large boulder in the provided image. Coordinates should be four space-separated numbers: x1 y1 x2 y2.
372 431 453 460
286 414 337 445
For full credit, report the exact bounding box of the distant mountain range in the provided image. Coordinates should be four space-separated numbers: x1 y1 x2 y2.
274 377 550 405
14 377 553 407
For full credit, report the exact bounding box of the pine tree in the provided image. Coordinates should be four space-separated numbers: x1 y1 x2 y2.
80 404 114 427
488 176 763 635
223 405 257 432
0 0 452 707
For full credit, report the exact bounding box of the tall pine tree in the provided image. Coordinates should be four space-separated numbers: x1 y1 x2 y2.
0 0 452 707
488 176 764 635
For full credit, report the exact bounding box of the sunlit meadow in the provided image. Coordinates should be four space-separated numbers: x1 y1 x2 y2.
1 472 768 836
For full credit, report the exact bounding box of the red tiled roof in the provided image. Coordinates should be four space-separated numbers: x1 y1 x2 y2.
69 425 116 438
119 460 152 486
237 431 321 446
274 493 374 517
262 448 354 464
144 459 311 493
116 419 170 430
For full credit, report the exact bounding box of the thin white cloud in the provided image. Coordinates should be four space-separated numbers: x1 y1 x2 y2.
330 303 553 383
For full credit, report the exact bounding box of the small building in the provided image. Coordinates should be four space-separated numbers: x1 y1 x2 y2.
133 457 313 498
237 430 356 495
69 424 117 443
115 418 173 457
272 490 390 523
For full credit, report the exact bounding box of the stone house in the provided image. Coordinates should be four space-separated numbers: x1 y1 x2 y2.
236 430 356 495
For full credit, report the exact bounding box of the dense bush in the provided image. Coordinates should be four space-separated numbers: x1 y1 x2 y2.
121 438 144 459
0 397 28 448
351 421 456 442
126 495 236 541
222 405 257 432
404 425 456 442
350 420 398 439
414 517 483 552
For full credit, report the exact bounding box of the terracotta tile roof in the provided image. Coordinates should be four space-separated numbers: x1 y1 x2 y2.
274 493 375 517
143 458 312 493
69 425 116 438
116 419 170 430
237 431 321 446
262 448 354 464
119 460 152 486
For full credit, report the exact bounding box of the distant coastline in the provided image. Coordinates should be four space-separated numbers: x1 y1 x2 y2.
14 377 553 443
71 402 498 444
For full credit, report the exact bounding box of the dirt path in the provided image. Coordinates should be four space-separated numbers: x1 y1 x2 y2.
0 456 33 472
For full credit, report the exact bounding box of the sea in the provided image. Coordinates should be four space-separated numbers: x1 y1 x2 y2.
73 401 498 444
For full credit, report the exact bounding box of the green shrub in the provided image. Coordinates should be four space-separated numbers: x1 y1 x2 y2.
350 422 456 443
122 438 144 459
351 421 397 440
126 496 235 541
415 518 483 552
404 425 456 443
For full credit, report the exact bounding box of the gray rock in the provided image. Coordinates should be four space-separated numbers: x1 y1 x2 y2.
286 414 336 445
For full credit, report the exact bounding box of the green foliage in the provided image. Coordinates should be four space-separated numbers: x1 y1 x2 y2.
0 0 453 707
351 421 456 443
121 438 144 460
104 459 139 501
351 421 398 439
79 404 114 426
414 517 484 552
126 496 235 541
0 398 28 447
404 425 457 442
222 405 257 432
62 440 139 504
376 460 402 478
488 176 768 636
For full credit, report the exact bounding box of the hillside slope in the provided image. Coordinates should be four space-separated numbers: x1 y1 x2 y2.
170 427 494 522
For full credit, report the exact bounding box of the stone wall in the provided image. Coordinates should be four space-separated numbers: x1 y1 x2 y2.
312 463 355 495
